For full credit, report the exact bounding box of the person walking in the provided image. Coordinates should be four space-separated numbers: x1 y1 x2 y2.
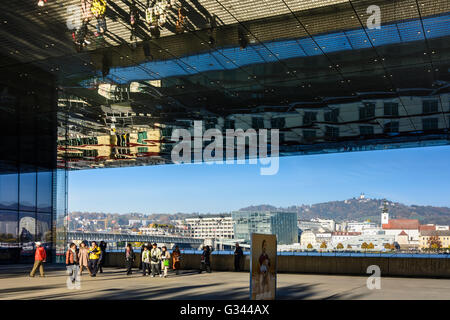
141 245 151 276
88 241 101 277
172 246 181 275
199 246 212 274
139 243 148 270
150 243 161 277
66 243 80 284
160 246 170 278
78 241 91 276
98 241 107 273
125 243 135 275
234 243 244 272
29 242 46 277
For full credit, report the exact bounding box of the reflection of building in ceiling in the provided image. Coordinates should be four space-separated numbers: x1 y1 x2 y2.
57 86 450 169
58 125 163 169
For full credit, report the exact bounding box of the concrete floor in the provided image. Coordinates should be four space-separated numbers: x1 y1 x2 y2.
0 265 449 300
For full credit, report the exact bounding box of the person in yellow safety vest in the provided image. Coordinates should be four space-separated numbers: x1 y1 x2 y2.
88 241 101 277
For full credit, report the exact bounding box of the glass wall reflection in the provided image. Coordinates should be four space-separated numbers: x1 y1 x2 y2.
19 170 36 212
37 171 52 213
0 60 58 263
0 170 56 263
0 174 18 211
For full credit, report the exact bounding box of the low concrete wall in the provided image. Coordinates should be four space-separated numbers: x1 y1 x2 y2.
104 252 450 278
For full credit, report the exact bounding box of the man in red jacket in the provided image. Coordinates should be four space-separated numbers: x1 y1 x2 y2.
30 242 46 277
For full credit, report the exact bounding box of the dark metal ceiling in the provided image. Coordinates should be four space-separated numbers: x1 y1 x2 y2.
0 0 449 171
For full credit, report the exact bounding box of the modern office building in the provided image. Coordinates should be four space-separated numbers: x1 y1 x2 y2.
232 211 298 245
1 0 450 263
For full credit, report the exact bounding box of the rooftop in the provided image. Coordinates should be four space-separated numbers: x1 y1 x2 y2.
382 219 420 230
419 225 436 232
420 230 450 237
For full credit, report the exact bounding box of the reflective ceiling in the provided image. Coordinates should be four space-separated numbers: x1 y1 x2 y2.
0 0 449 170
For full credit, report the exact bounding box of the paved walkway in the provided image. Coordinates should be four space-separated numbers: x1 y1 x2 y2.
0 265 449 300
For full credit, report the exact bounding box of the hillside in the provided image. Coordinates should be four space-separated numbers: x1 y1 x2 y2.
70 198 450 227
240 198 450 225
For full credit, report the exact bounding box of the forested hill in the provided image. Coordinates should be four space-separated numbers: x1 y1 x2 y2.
239 198 450 225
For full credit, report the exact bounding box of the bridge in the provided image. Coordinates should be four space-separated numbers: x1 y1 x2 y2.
65 232 204 247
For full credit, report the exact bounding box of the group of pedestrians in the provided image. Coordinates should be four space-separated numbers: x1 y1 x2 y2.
128 243 181 278
64 240 107 283
30 240 246 280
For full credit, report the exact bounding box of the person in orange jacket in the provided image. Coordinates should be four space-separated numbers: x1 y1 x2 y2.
172 246 181 275
66 243 80 284
29 242 46 277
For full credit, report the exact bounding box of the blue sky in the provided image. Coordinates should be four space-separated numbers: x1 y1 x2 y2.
69 145 450 214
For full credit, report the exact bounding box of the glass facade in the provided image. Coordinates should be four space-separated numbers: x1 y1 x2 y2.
0 171 58 263
232 211 298 245
0 56 65 264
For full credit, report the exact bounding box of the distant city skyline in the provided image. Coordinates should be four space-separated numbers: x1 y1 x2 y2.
69 145 450 214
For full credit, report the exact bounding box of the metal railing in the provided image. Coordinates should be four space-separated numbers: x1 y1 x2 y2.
66 231 204 245
103 248 450 258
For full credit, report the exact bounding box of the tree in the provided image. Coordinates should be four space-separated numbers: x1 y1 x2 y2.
336 243 344 250
347 244 352 249
428 235 442 251
320 241 327 249
368 243 375 250
361 242 368 250
307 243 313 250
384 243 391 250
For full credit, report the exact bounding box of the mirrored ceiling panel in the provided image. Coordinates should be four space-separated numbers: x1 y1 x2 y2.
0 0 449 171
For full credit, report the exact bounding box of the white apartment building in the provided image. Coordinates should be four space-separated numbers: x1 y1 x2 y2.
335 222 347 231
137 224 190 236
301 229 395 251
315 232 332 247
300 230 317 248
298 218 336 232
179 217 234 239
136 227 167 236
331 232 362 247
347 221 379 233
231 94 450 144
128 219 150 227
340 232 396 250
